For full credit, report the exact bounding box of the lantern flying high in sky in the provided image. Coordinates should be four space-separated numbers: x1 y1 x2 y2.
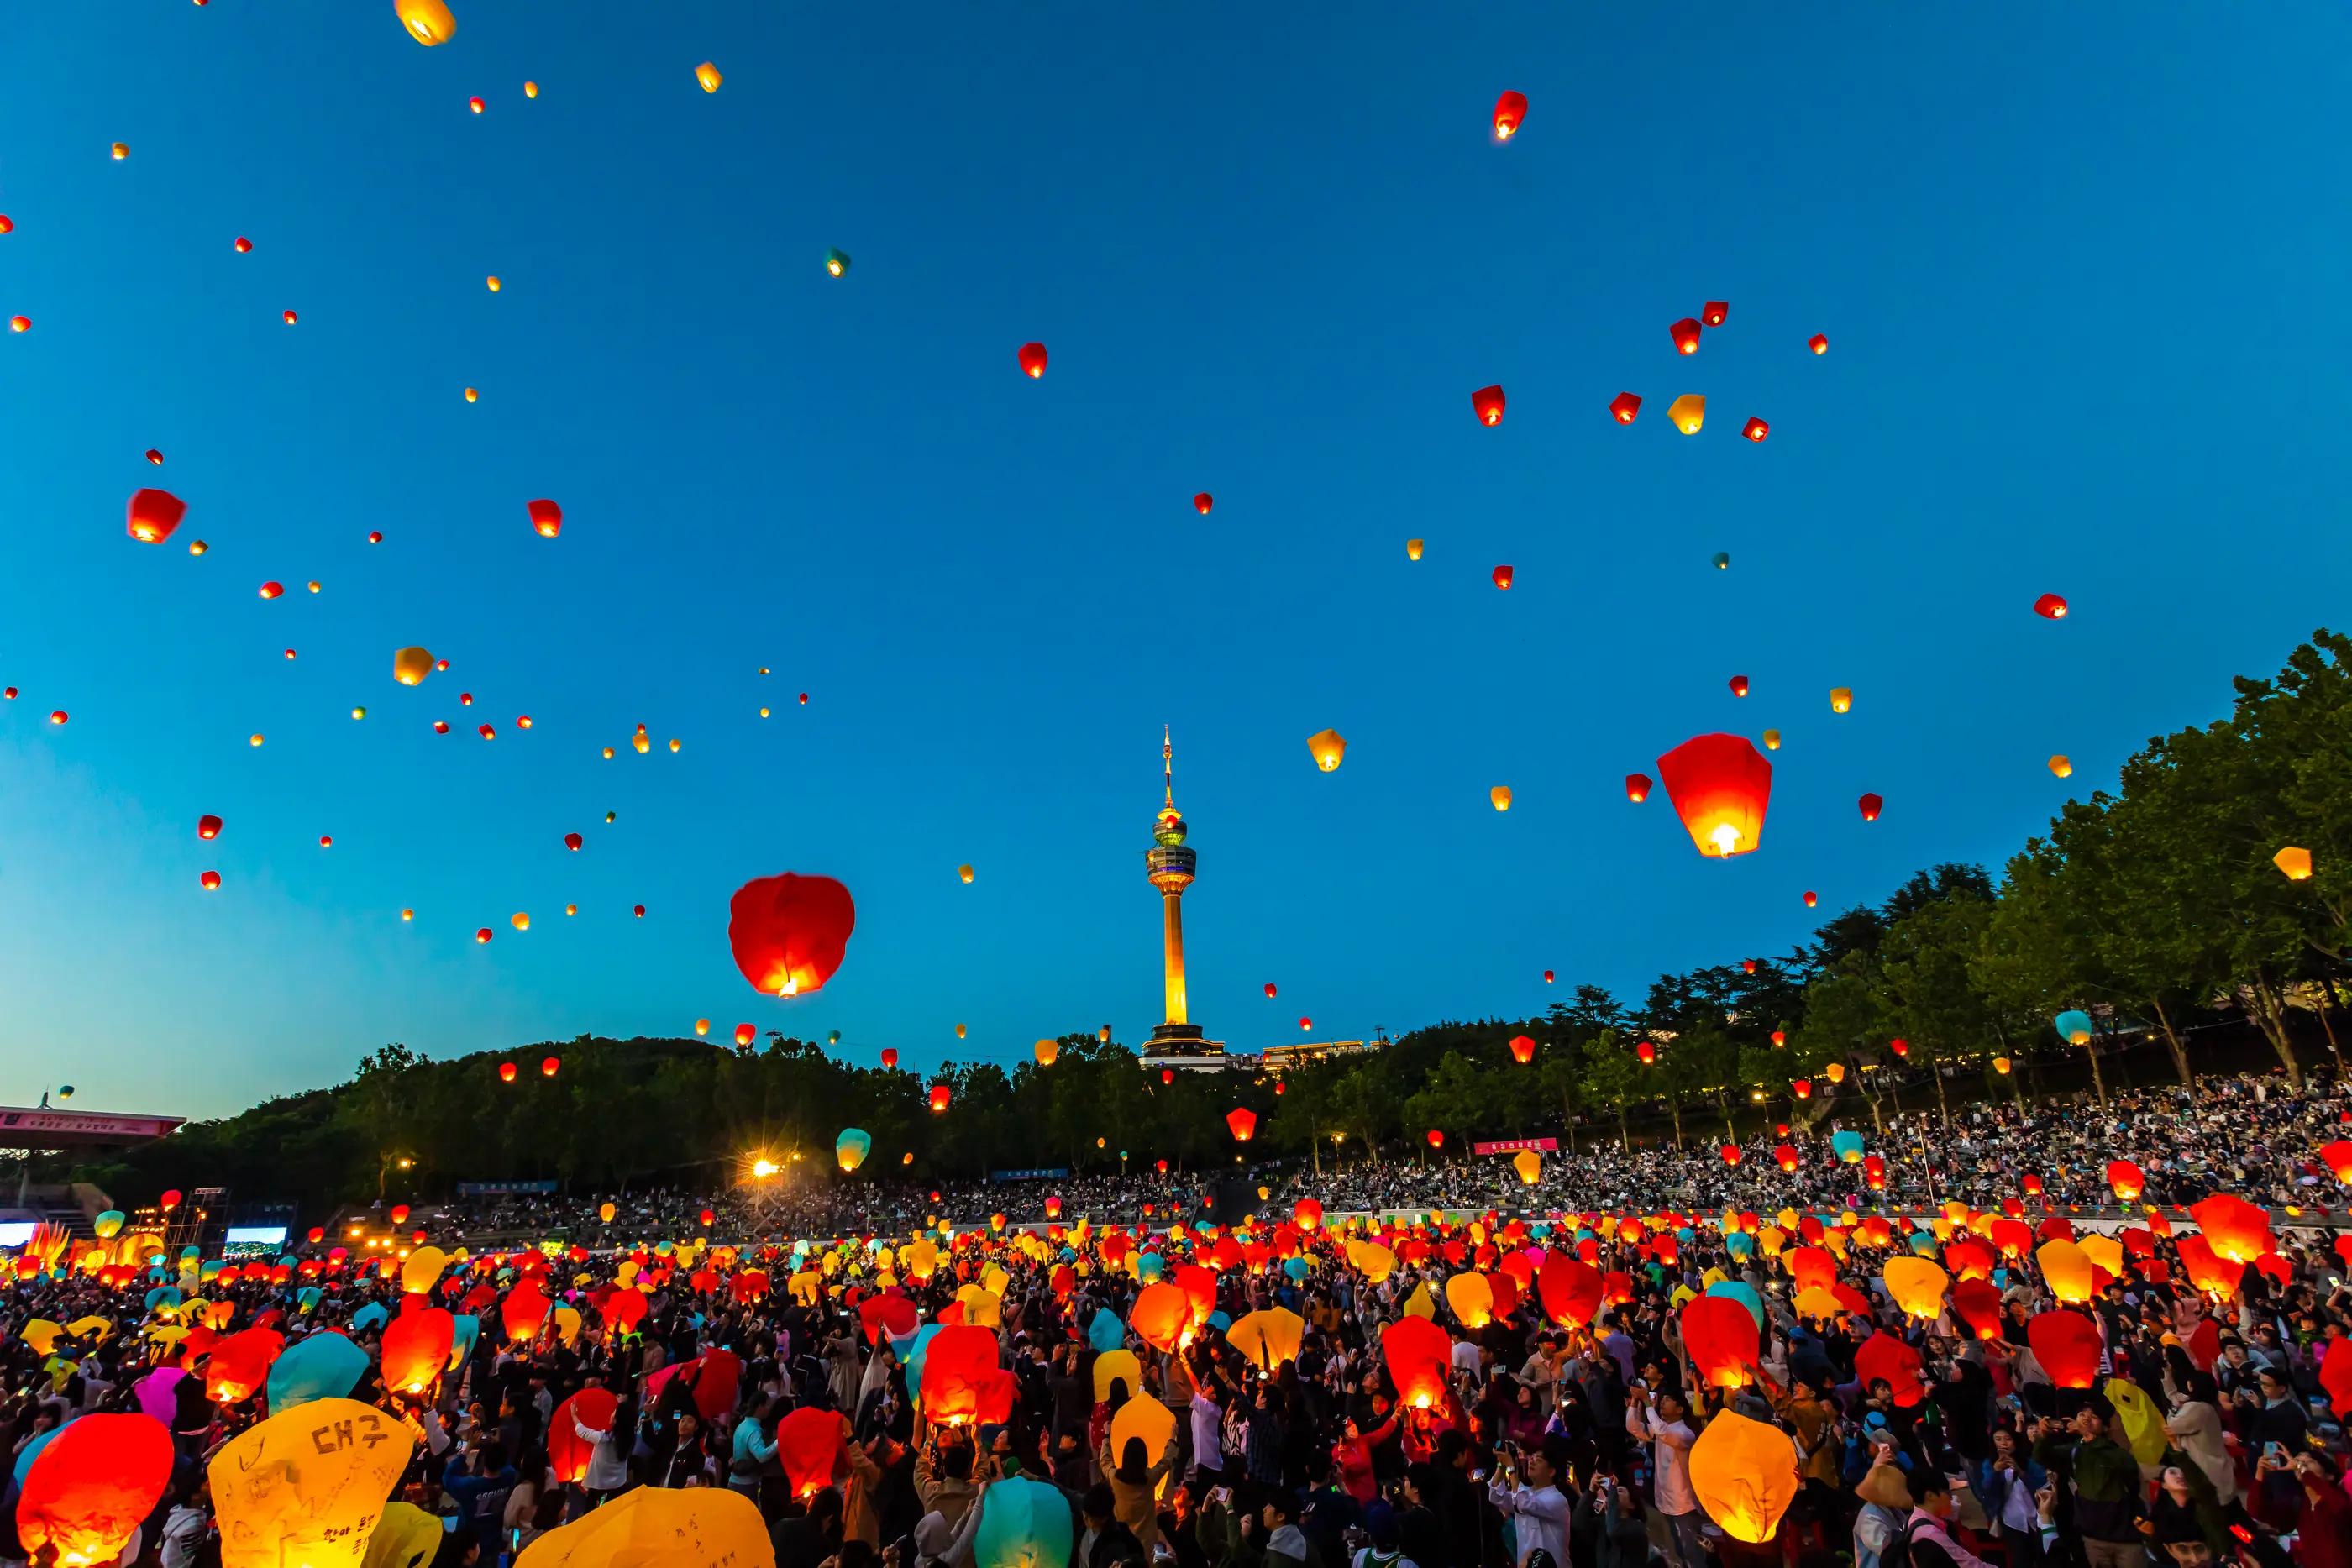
1656 733 1772 858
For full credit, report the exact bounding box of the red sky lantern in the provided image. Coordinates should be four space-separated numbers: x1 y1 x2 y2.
1770 1030 1786 1047
776 1407 848 1497
1264 982 1277 997
1381 1316 1452 1408
1192 492 1213 515
1539 1254 1603 1328
880 1047 899 1069
929 1084 952 1114
1719 1143 1740 1166
1016 342 1047 378
540 1056 559 1076
1609 391 1641 424
1508 1035 1536 1064
2026 1310 2101 1389
1298 1016 1311 1030
161 1189 182 1210
564 832 583 851
1681 1297 1760 1387
199 870 222 891
1154 1159 1168 1174
1803 890 1818 908
2034 593 2068 619
1656 733 1772 857
281 309 297 324
549 1390 618 1484
1773 1144 1798 1172
1670 317 1702 354
1044 1194 1062 1219
2107 1160 2146 1200
1858 793 1883 821
1854 1332 1928 1407
126 487 186 544
1742 417 1769 442
1742 958 1759 975
1491 91 1527 140
204 1327 283 1403
259 580 284 600
1625 773 1651 803
1702 301 1729 327
1636 1041 1656 1065
1425 1129 1444 1149
498 1062 517 1082
389 1204 410 1225
15 1413 172 1567
382 1307 455 1393
735 1024 756 1046
527 499 563 538
1471 385 1506 427
1542 968 1554 983
728 871 857 998
1226 1107 1257 1142
2189 1194 2273 1264
920 1324 1002 1424
2321 1141 2352 1184
501 1282 552 1343
1890 1037 1909 1057
1808 333 1829 354
1728 674 1749 697
1160 1067 1174 1084
1792 1078 1811 1099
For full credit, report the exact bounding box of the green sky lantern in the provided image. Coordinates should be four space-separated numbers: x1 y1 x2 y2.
825 248 851 278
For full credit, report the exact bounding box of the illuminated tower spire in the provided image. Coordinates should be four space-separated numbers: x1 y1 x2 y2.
1147 727 1201 1042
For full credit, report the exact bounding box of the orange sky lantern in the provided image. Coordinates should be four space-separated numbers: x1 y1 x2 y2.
1226 1107 1257 1142
727 871 857 998
1509 1035 1535 1064
16 1413 172 1567
1471 385 1506 426
1656 733 1772 857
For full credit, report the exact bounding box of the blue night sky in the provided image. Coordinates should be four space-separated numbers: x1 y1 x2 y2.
3 6 2346 1118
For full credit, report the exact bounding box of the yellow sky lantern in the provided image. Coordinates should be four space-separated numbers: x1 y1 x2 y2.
1405 538 1424 561
1830 687 1853 714
1761 729 1781 751
1668 394 1705 434
1993 1056 2012 1074
1489 785 1512 811
1513 1149 1540 1184
396 0 456 45
486 275 501 292
2276 846 2313 880
958 863 974 884
696 62 722 92
1689 1410 1800 1544
1307 728 1346 772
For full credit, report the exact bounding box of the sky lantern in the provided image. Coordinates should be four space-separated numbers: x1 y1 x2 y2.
1425 1129 1444 1149
1382 1316 1452 1408
1017 342 1047 378
8 316 28 332
1609 391 1641 424
696 61 722 92
396 0 455 44
1725 674 1751 699
2107 1160 2146 1199
1471 385 1506 426
2039 1239 2095 1303
393 647 433 685
112 144 129 160
1489 784 1512 810
1263 983 1277 998
282 309 297 324
1681 1297 1760 1387
259 580 284 600
1992 1055 2011 1074
381 1308 454 1393
1719 1143 1740 1166
774 1407 848 1499
205 1327 285 1403
1543 969 1554 983
1513 1150 1540 1184
728 871 857 998
1491 564 1513 590
824 247 851 277
498 1062 516 1083
928 1084 952 1114
835 1129 871 1171
1625 773 1651 803
1306 728 1347 771
1688 1409 1797 1545
1193 492 1213 515
1770 1029 1786 1046
1033 1038 1059 1067
1826 1063 1846 1085
17 1412 173 1567
1803 890 1817 907
1808 333 1828 354
2189 1194 2273 1264
197 814 223 840
1404 538 1423 560
510 912 529 931
1491 91 1527 139
2049 756 2072 778
200 871 222 890
126 488 186 544
1668 394 1705 433
2033 593 2068 619
527 499 562 538
1829 687 1852 714
732 1023 755 1046
1656 732 1772 857
2027 1310 2101 1389
1773 1143 1799 1172
880 1046 899 1067
2054 1009 2092 1045
1742 417 1769 442
2276 846 2314 880
1636 1041 1656 1065
1670 318 1702 355
1762 728 1782 751
1701 301 1729 327
1299 1016 1312 1029
1508 1035 1536 1065
1226 1106 1258 1142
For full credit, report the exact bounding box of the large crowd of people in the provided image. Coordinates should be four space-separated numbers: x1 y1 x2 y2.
6 1069 2352 1568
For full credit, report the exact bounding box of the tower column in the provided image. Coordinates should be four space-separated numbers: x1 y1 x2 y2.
1163 891 1188 1026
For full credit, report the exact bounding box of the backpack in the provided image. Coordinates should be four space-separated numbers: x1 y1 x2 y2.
1876 1519 1916 1568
